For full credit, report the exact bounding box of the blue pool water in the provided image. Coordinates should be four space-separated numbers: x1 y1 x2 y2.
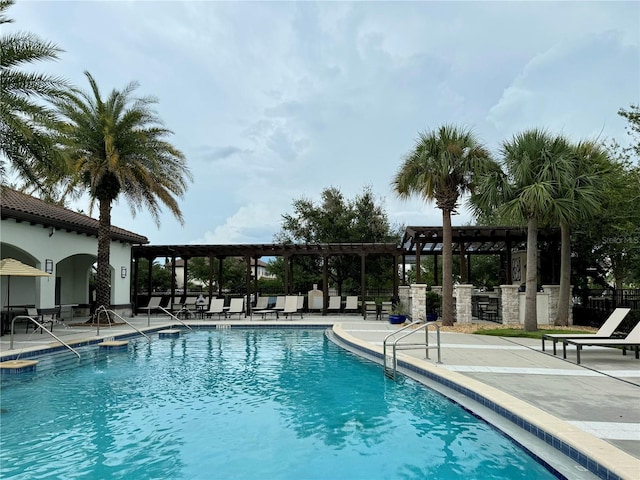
0 329 557 479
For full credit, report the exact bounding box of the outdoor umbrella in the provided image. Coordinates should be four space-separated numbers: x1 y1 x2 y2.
0 257 51 312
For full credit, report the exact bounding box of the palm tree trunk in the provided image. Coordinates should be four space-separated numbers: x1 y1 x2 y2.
555 221 571 326
441 209 454 326
96 198 112 320
524 216 538 332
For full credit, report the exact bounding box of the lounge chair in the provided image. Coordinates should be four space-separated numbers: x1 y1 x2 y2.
380 301 393 320
562 319 640 364
252 296 279 320
225 298 245 320
273 296 286 313
344 296 359 313
205 298 225 319
282 295 303 320
542 308 631 355
327 296 341 313
364 301 378 320
139 296 162 315
170 296 184 313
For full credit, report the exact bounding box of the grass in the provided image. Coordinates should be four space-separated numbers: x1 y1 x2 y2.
473 327 595 339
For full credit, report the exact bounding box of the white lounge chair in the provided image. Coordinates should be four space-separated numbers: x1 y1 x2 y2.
344 296 359 313
273 296 286 313
282 295 303 320
563 319 640 364
252 296 278 320
327 296 341 313
542 308 631 355
364 301 377 319
380 301 393 320
139 296 162 315
206 298 225 319
225 298 245 320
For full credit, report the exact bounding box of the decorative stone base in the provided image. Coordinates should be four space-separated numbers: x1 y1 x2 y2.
0 359 38 373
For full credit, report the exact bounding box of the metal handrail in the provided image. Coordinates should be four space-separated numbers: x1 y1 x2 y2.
9 315 80 358
158 306 193 331
95 306 151 342
383 320 441 380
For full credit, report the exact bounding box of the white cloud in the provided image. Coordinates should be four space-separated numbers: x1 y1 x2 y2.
7 1 640 246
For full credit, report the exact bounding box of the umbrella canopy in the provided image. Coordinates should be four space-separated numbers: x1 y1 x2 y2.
1 258 51 312
0 258 51 277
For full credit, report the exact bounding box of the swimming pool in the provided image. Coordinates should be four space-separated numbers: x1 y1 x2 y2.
0 329 558 479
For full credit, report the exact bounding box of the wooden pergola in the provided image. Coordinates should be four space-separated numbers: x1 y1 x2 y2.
131 226 560 315
401 226 560 286
131 242 401 315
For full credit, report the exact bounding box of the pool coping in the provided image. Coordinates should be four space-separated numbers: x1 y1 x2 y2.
331 323 640 480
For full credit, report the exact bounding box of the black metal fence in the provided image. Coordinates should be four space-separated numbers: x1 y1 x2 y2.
573 288 639 332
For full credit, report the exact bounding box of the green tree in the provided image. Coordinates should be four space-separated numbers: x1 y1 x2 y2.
187 256 252 293
618 104 640 159
553 140 610 325
136 259 174 292
275 186 400 296
0 0 68 191
472 129 572 331
52 72 192 317
393 125 494 326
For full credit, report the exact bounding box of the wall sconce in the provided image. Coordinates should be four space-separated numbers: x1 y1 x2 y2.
121 266 127 278
45 259 54 274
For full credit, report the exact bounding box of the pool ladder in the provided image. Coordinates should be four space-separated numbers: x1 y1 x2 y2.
383 320 441 380
9 315 80 358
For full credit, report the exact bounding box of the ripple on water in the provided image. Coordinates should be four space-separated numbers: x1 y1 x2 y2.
0 330 557 480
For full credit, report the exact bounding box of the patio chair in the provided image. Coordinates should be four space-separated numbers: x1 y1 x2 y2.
25 307 54 334
254 296 269 310
282 296 303 320
273 296 286 313
562 319 640 364
327 296 341 313
225 298 245 320
379 301 393 320
252 296 279 320
542 308 631 355
171 296 184 313
364 301 378 319
344 296 359 313
205 298 226 319
139 296 162 315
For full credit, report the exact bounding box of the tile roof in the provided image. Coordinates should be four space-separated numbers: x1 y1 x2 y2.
1 187 148 244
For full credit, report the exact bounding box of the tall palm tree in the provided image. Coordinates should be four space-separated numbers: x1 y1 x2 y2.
553 140 610 325
472 129 572 331
393 125 494 326
0 0 68 190
52 71 192 316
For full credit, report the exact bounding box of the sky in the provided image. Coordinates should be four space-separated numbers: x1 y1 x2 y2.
7 1 640 246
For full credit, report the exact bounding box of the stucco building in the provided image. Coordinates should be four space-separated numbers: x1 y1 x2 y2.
1 187 148 318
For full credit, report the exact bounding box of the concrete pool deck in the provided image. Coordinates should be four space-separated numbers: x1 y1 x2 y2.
1 314 639 479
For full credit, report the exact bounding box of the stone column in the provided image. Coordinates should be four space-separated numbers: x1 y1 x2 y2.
455 284 473 324
543 285 560 326
500 285 520 325
409 284 426 322
398 285 410 309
